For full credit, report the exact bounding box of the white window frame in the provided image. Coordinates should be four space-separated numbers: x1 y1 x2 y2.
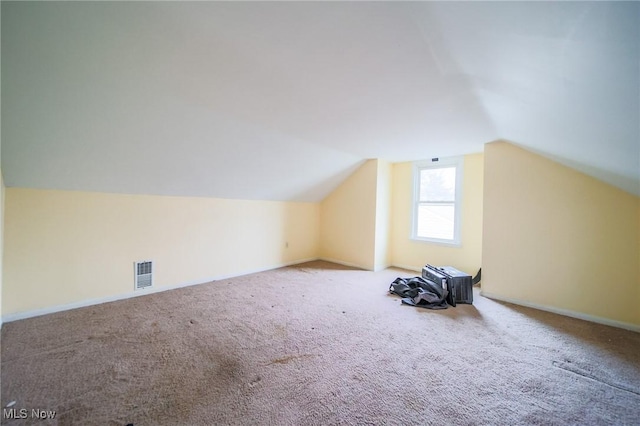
411 156 463 246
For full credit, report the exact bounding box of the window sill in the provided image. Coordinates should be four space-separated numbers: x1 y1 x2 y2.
410 236 461 248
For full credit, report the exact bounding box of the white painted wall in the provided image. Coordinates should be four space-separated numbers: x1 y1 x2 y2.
2 2 637 200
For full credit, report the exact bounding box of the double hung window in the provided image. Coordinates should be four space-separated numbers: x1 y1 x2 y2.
412 157 463 245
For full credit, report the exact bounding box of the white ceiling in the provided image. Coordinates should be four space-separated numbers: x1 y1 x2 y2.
2 1 638 201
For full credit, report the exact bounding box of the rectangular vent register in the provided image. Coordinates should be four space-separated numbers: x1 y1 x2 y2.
134 261 154 290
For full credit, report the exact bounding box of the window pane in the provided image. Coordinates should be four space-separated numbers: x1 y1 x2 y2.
417 204 455 240
420 167 456 201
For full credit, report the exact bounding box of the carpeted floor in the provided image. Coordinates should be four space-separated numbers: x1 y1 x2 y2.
1 260 639 425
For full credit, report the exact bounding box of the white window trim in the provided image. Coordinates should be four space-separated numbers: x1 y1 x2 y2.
411 156 463 246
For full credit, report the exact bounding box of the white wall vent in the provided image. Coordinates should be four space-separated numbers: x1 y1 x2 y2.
134 261 153 290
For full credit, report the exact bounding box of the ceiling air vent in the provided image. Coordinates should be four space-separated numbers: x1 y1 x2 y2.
134 261 153 290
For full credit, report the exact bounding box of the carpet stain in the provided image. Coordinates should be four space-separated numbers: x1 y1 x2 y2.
274 324 288 338
4 261 640 425
402 395 423 413
57 402 92 424
267 354 315 365
248 375 262 387
149 350 245 423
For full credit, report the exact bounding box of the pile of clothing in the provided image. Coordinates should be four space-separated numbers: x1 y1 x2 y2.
388 276 450 309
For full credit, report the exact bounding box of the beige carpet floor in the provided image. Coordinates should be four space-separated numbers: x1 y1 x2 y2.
1 260 639 425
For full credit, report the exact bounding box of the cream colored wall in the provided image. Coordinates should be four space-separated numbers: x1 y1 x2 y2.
320 160 378 270
3 188 319 316
374 160 392 271
389 154 484 275
0 172 4 324
482 141 640 327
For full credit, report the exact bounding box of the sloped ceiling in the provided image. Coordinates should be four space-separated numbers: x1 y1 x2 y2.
2 1 638 201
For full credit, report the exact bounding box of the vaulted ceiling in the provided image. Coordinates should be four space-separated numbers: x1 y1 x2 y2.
2 2 638 201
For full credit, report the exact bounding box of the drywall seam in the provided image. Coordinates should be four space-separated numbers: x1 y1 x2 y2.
481 291 640 333
2 257 319 324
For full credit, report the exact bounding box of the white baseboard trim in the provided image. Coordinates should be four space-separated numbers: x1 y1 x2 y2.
208 257 320 282
373 263 391 272
317 257 370 271
388 263 422 273
481 291 640 333
1 257 320 324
